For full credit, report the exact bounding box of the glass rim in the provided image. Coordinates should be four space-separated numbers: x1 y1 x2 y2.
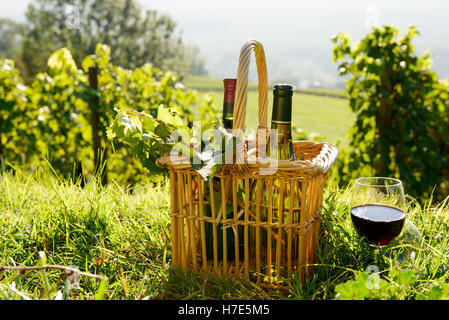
354 177 403 188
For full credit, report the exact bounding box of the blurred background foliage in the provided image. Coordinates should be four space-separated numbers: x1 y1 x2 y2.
332 25 449 202
1 0 449 203
2 0 208 83
0 42 215 186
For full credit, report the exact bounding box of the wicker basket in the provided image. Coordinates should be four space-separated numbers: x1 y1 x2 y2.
156 40 338 285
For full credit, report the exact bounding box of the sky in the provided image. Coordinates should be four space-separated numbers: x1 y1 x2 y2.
142 0 449 86
2 0 449 87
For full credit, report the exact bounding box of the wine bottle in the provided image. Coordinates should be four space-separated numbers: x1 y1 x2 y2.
204 78 242 262
249 84 300 271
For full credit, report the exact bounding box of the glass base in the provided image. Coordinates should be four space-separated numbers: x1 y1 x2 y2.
381 219 421 264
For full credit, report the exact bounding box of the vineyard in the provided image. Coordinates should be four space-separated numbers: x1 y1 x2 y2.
1 44 341 186
0 43 213 186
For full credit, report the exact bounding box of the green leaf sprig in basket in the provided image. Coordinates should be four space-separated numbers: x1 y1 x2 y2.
107 105 240 179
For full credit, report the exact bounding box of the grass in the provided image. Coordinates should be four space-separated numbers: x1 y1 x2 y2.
184 76 354 147
0 168 276 299
2 168 449 300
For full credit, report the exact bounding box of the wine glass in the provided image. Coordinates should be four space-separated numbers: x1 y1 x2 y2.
351 177 407 261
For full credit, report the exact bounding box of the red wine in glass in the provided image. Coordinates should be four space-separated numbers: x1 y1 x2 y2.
351 204 406 246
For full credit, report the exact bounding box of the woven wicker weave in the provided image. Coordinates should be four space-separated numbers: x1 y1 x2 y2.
156 40 338 285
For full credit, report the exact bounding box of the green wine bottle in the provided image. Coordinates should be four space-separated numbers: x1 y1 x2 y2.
249 84 300 270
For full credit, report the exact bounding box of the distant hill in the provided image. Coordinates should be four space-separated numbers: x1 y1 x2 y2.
183 76 346 99
183 76 353 146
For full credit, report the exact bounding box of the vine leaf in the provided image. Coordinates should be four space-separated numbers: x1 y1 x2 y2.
107 109 240 181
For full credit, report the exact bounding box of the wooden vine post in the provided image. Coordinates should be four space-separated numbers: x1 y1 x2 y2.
88 66 108 185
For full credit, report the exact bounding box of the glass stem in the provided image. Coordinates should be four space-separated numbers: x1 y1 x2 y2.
376 245 383 266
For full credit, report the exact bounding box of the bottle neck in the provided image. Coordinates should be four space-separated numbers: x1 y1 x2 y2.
271 95 292 123
222 78 236 130
222 102 234 130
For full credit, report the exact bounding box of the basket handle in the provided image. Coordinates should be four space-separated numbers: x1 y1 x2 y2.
233 40 269 146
